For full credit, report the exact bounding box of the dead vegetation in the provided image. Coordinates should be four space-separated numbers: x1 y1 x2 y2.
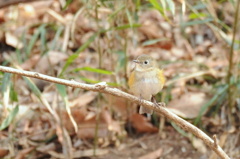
0 0 239 159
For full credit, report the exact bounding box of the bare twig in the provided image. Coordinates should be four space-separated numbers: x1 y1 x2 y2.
213 134 218 148
0 66 230 159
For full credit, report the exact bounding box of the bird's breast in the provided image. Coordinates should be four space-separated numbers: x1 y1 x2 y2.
129 69 163 99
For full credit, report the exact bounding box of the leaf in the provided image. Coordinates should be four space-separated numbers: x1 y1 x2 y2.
0 106 19 130
182 18 213 27
1 73 11 93
171 122 188 137
166 0 175 15
142 38 169 46
108 5 125 20
80 77 100 84
50 26 64 50
40 25 47 54
212 24 240 49
149 0 170 21
192 136 207 153
73 67 112 75
62 0 73 10
189 12 208 19
79 77 119 86
26 24 46 56
10 85 18 102
115 23 141 30
60 32 98 76
149 0 164 14
194 85 228 124
168 92 210 119
56 84 78 133
70 92 97 107
125 9 133 28
129 114 158 133
138 148 163 159
115 50 126 70
160 0 166 13
56 84 67 97
23 77 41 98
35 51 68 73
192 2 206 10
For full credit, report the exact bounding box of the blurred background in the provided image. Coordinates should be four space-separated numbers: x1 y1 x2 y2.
0 0 239 158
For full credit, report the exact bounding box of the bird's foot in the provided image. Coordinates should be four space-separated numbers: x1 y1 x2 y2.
138 94 143 105
151 96 166 107
156 102 166 107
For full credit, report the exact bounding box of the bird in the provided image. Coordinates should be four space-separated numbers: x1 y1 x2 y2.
128 54 165 116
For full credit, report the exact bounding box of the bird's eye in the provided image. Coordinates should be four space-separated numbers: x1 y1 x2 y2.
144 60 149 64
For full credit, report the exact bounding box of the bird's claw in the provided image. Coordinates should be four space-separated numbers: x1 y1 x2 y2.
156 102 166 107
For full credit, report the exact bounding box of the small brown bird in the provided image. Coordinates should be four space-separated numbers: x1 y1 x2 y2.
128 54 165 116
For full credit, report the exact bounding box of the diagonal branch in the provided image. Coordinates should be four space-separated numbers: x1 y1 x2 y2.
0 66 230 159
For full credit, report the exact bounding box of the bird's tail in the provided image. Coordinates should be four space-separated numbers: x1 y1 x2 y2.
139 106 153 115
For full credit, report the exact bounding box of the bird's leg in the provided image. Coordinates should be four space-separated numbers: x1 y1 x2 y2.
139 94 143 106
151 95 157 104
151 96 166 107
139 94 152 120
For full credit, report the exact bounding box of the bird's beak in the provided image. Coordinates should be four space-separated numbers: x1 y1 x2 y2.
133 60 140 64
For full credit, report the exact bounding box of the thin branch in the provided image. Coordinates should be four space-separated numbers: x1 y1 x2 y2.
213 135 218 148
0 66 230 159
227 0 240 110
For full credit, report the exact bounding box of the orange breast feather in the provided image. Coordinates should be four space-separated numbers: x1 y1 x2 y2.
157 69 165 85
128 71 135 88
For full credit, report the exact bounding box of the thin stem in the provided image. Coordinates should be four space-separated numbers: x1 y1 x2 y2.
94 0 102 155
226 0 240 121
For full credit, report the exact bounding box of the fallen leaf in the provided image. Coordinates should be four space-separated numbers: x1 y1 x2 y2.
47 149 108 158
138 148 163 159
101 108 112 127
21 54 41 70
36 143 56 152
77 109 122 139
108 95 134 119
77 123 109 139
129 114 158 133
192 137 207 154
73 149 108 158
19 4 36 18
0 149 9 158
62 108 86 132
15 147 35 159
35 51 68 73
69 92 97 107
62 107 121 139
138 10 172 50
168 92 210 118
5 32 23 49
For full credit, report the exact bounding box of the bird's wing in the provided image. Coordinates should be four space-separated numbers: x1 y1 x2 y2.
128 71 135 88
